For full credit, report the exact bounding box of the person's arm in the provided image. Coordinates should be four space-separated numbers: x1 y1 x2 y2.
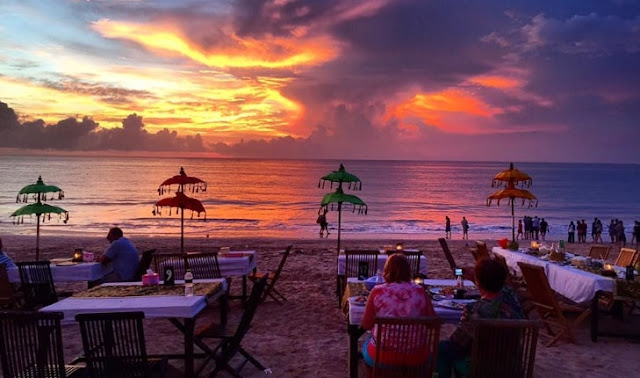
361 289 378 330
98 242 117 264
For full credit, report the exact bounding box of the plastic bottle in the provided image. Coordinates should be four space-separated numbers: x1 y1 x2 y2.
184 269 194 297
456 273 464 289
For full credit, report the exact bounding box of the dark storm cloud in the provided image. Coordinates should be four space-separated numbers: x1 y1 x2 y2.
0 101 205 152
38 77 156 105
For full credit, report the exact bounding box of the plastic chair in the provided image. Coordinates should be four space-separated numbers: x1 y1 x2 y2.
75 311 167 378
517 262 591 347
369 316 442 378
194 274 271 377
469 319 539 378
0 310 82 378
16 261 58 310
248 245 292 304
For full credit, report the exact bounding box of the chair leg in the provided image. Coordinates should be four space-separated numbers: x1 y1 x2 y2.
238 347 268 371
271 288 287 301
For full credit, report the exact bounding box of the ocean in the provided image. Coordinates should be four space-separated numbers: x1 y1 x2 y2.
1 155 639 241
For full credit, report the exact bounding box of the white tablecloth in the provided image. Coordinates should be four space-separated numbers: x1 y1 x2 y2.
40 278 227 320
218 250 258 276
492 247 615 304
7 262 113 283
337 250 427 276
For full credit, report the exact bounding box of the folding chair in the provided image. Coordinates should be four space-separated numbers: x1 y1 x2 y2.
469 319 539 378
16 261 58 310
132 249 156 281
517 262 591 347
75 311 168 378
194 274 271 377
437 238 475 282
0 310 83 378
588 245 611 260
614 248 638 267
248 245 292 304
187 252 222 279
368 316 442 378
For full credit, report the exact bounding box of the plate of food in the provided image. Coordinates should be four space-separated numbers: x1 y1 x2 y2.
351 296 367 306
51 258 72 263
433 300 469 310
430 287 455 297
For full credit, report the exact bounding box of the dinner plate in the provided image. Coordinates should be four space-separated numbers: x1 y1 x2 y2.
433 300 473 310
55 261 77 266
51 258 72 263
351 297 367 306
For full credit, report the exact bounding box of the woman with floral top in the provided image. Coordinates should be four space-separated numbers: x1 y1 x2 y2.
361 253 436 367
437 258 525 377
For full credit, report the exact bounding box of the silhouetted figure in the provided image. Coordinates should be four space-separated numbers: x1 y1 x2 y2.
445 216 451 239
317 209 330 238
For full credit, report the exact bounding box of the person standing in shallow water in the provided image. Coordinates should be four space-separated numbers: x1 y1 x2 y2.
461 217 469 240
445 216 452 239
317 209 330 238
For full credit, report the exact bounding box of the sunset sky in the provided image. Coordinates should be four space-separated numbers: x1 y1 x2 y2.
1 0 639 162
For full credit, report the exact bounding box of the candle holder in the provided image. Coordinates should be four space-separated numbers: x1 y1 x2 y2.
72 248 84 263
395 243 404 252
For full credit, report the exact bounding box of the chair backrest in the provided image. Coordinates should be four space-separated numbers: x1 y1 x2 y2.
0 310 66 378
153 253 188 279
588 245 611 260
186 252 222 279
469 319 539 378
517 262 562 318
16 261 57 309
133 249 156 281
76 311 150 378
615 248 638 267
232 274 269 347
475 241 490 261
438 238 458 271
0 264 14 309
401 251 423 278
269 246 292 285
372 316 442 377
344 250 380 278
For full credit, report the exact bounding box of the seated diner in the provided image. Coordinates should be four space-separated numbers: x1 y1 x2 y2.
361 253 436 367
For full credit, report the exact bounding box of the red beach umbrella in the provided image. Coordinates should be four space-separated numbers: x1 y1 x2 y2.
153 167 207 253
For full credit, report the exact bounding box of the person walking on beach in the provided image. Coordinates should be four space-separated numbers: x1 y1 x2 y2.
532 216 540 240
96 227 140 282
461 217 469 240
567 221 576 243
633 221 640 245
445 216 452 239
595 219 603 243
617 221 626 247
539 218 548 241
517 220 523 240
317 209 330 238
609 219 617 243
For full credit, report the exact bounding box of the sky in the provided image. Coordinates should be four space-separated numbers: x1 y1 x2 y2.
1 0 640 163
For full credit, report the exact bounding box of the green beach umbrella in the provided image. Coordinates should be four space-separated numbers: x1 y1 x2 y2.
11 176 69 260
318 164 367 253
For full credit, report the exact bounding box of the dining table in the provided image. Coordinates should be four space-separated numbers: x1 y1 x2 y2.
7 260 113 284
40 278 228 378
345 277 476 378
188 250 258 302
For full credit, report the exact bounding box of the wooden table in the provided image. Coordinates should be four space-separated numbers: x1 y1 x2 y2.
40 278 227 378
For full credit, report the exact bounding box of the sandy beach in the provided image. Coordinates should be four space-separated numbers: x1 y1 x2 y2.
2 234 640 377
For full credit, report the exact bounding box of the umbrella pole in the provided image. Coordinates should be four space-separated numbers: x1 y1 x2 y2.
36 214 40 261
337 202 342 255
511 199 515 242
181 207 184 254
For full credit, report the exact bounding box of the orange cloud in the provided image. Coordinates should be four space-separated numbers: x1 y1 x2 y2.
469 75 521 89
91 19 337 69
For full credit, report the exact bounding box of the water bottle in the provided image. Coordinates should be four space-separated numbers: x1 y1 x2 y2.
184 269 194 297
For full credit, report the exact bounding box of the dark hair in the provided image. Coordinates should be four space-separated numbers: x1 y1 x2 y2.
109 227 124 238
383 253 412 283
474 258 507 293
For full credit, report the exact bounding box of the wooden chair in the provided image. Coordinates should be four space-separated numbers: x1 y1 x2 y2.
401 251 424 278
16 261 58 310
614 248 638 267
132 249 156 281
338 250 380 307
469 319 539 378
187 252 222 279
588 245 611 260
438 238 475 282
248 245 292 304
75 311 168 378
153 253 188 279
0 310 83 378
0 264 18 309
369 316 442 378
517 262 591 347
194 274 270 377
475 241 490 261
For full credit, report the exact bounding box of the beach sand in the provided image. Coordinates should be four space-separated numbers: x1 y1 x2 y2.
2 234 639 377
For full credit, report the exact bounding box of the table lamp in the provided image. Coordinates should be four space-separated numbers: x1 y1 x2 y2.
72 248 83 262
